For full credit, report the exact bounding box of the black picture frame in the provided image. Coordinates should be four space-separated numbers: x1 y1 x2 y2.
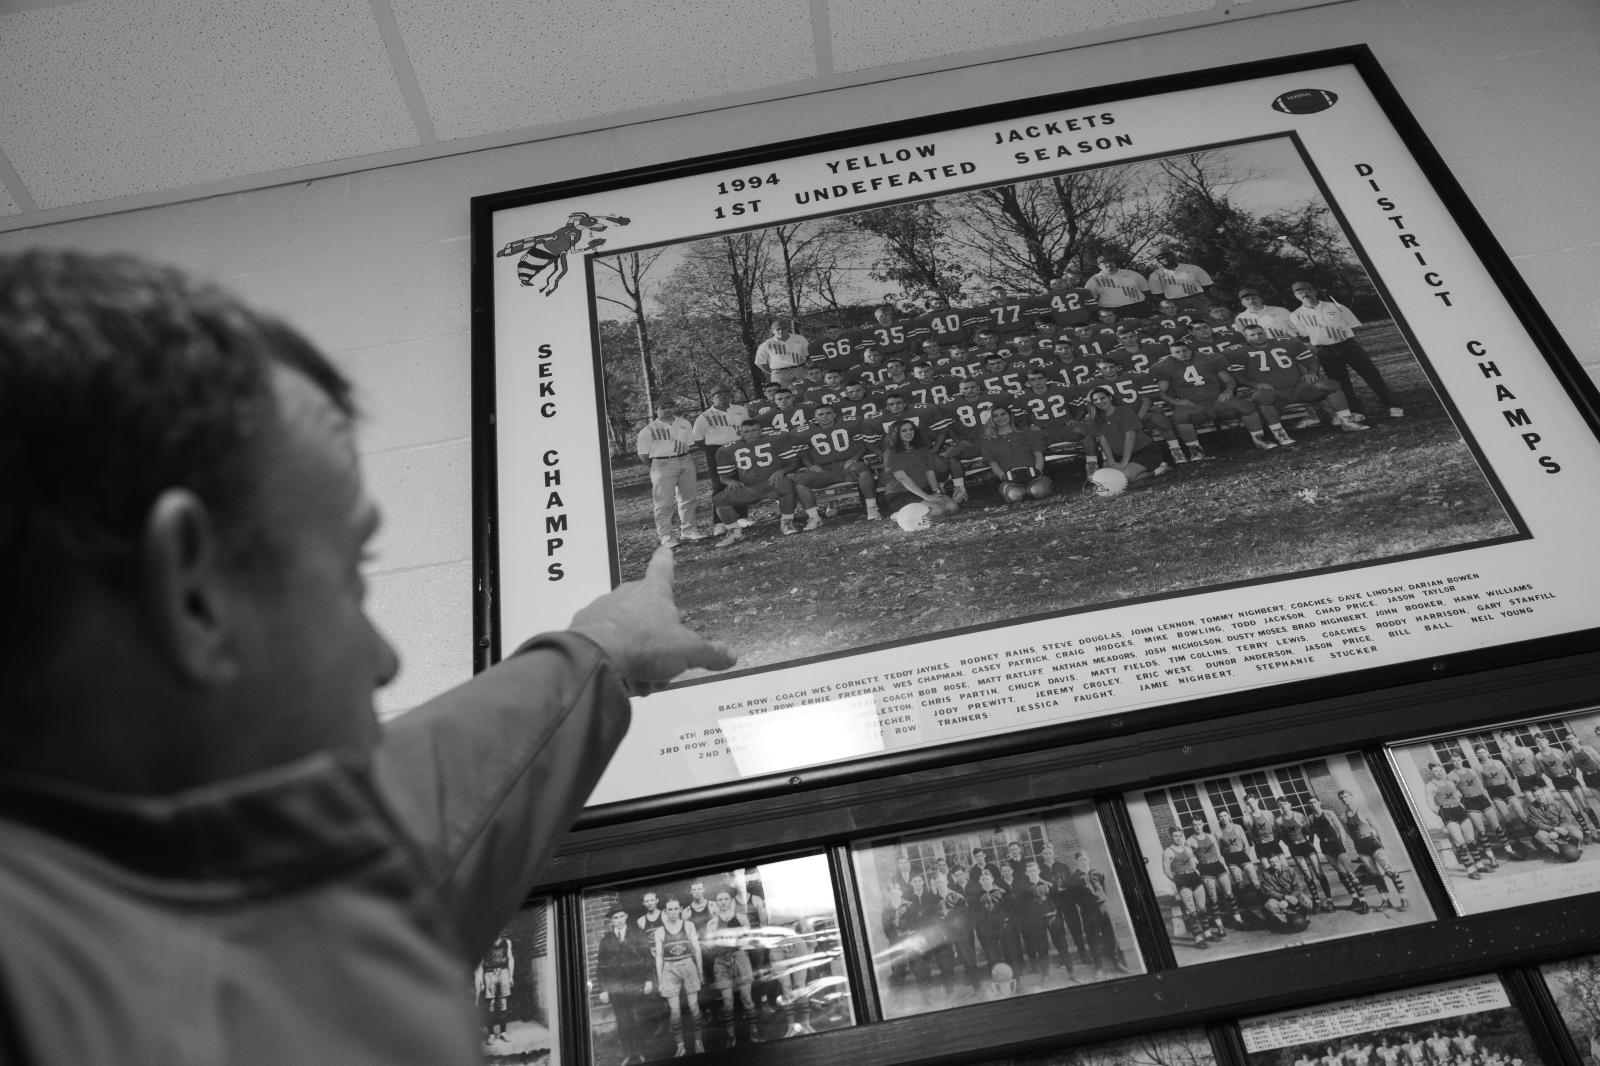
471 44 1600 824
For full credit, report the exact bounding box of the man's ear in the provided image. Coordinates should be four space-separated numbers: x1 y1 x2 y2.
140 488 241 685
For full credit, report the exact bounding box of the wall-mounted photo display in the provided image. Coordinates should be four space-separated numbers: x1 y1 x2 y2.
1239 976 1547 1066
1125 751 1432 964
1386 709 1600 914
579 854 853 1063
849 802 1144 1019
474 47 1600 811
965 1028 1217 1066
475 897 562 1063
1538 954 1600 1066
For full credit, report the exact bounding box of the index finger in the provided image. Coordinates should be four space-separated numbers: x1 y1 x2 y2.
642 544 677 590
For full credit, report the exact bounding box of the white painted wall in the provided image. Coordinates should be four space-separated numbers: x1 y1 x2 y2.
3 0 1596 715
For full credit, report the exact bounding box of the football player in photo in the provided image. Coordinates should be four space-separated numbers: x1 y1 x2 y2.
654 898 705 1058
1188 817 1244 931
1162 825 1216 947
1305 796 1372 912
1424 762 1494 879
1273 797 1332 912
792 403 883 523
1153 340 1279 459
1230 324 1368 435
712 419 803 544
1448 755 1514 860
1336 788 1409 911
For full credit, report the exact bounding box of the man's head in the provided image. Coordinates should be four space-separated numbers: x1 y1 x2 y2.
885 395 908 415
1158 299 1179 318
610 908 630 933
710 387 732 409
690 880 706 901
823 370 844 390
843 382 866 402
0 250 397 786
1291 281 1320 303
770 319 792 339
1238 287 1264 309
652 396 678 420
773 388 796 409
737 419 764 444
874 304 895 324
812 404 838 428
1168 342 1194 363
642 891 659 911
1155 249 1179 268
860 345 883 364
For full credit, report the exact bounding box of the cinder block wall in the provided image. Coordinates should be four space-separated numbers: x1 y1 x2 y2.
2 0 1595 722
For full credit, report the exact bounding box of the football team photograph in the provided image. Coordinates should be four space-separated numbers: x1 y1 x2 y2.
850 803 1144 1019
1388 710 1600 915
1125 752 1432 964
1240 978 1545 1066
591 136 1517 678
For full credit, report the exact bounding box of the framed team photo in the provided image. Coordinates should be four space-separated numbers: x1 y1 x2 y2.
578 853 854 1064
1124 751 1432 965
1385 709 1600 915
964 1028 1217 1066
1238 976 1547 1066
848 802 1144 1019
475 897 562 1063
473 46 1600 809
1537 954 1600 1066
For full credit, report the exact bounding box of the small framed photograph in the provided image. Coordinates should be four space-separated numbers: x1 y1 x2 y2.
1538 954 1600 1066
849 802 1144 1019
1239 976 1548 1066
476 897 562 1062
1386 709 1600 914
1125 751 1432 964
579 854 853 1064
966 1028 1217 1066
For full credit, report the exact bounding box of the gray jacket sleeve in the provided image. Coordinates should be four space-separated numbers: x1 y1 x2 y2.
372 632 631 959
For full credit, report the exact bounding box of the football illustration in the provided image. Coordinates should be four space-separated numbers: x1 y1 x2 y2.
1272 88 1338 114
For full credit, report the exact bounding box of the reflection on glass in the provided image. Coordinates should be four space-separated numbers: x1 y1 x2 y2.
853 802 1144 1019
583 854 853 1064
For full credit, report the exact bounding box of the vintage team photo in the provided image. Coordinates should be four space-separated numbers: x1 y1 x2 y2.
1539 954 1600 1066
579 854 851 1064
850 802 1144 1019
475 899 562 1063
1387 709 1600 915
593 135 1517 679
1125 751 1432 964
1240 977 1545 1066
968 1028 1216 1066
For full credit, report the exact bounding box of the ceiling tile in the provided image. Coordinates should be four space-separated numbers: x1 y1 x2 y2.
390 0 816 142
829 0 1213 72
0 0 419 209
